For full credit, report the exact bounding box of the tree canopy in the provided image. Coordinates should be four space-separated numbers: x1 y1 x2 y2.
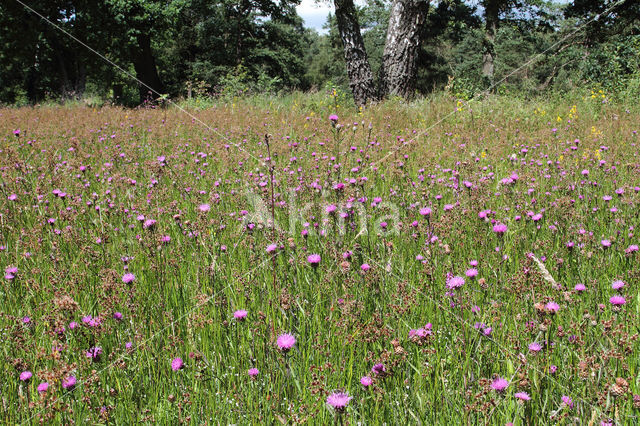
0 0 638 105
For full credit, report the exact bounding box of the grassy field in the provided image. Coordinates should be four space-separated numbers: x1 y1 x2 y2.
1 91 639 424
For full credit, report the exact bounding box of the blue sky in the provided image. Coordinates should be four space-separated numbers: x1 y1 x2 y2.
296 0 333 33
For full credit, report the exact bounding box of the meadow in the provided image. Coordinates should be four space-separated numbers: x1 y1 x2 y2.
1 91 639 424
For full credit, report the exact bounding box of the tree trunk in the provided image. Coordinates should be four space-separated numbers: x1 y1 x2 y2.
482 0 500 82
380 0 429 99
132 34 165 103
334 0 378 106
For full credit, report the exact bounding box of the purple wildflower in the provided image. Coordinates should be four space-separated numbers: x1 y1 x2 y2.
276 333 296 352
171 357 184 371
326 391 352 412
234 309 248 321
491 377 509 392
446 276 465 289
62 375 77 390
610 295 626 306
307 254 321 266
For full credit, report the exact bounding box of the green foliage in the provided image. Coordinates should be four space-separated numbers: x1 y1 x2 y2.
0 0 638 105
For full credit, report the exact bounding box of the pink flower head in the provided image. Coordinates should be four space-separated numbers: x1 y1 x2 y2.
360 263 371 272
198 203 211 212
233 309 248 321
446 276 465 289
20 371 32 381
360 376 373 387
37 382 49 394
372 363 386 375
419 207 432 217
307 254 321 266
491 377 509 392
276 333 296 352
326 391 352 411
612 280 625 290
248 367 259 378
610 295 626 306
329 114 339 122
528 342 542 353
545 301 560 313
8 194 17 201
86 346 103 361
143 219 157 230
561 395 574 408
266 243 278 253
62 375 77 390
515 392 531 401
493 223 508 234
122 273 135 284
171 357 184 371
465 268 478 278
574 283 586 292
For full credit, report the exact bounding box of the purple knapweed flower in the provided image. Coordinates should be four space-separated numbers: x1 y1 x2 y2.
491 377 509 392
122 273 135 284
372 363 386 375
446 276 465 289
528 342 542 353
20 371 32 381
493 223 508 234
37 382 49 394
561 395 574 409
86 347 103 361
234 309 248 321
307 254 321 267
248 368 259 378
545 301 560 313
360 376 373 387
612 280 625 290
143 219 156 230
62 375 77 390
515 392 531 401
266 243 278 253
171 357 184 371
419 207 432 217
276 333 296 352
326 391 352 412
610 295 626 306
465 268 478 278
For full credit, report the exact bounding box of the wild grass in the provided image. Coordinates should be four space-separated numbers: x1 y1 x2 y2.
0 90 639 424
